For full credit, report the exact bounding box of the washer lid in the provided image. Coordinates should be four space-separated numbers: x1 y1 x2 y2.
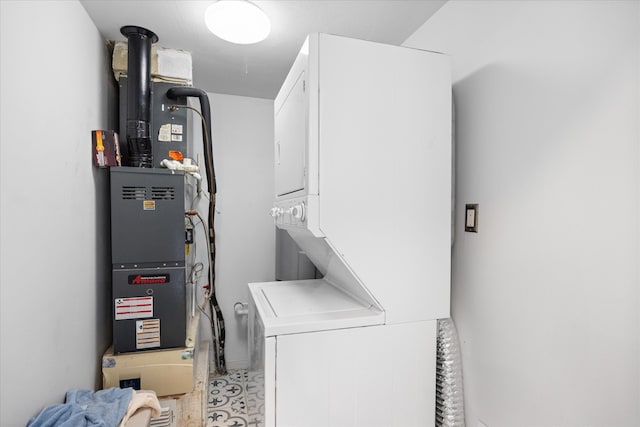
249 279 384 337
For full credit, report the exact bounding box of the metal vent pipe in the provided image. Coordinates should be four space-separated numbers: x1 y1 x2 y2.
120 25 158 167
436 318 466 427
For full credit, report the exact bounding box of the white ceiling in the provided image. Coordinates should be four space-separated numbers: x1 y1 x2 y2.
81 1 446 99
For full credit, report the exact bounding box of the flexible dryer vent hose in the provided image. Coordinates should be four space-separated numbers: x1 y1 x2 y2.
436 318 466 427
167 87 226 375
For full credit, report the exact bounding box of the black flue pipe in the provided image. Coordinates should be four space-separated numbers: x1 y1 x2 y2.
120 25 158 167
166 87 217 194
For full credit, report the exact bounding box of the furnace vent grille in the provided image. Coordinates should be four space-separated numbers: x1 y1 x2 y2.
122 186 146 200
151 187 176 200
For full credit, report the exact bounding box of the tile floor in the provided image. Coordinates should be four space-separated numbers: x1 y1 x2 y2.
208 369 264 427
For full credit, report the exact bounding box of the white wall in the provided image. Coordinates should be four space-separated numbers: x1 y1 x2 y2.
0 1 111 425
404 1 640 426
189 93 275 370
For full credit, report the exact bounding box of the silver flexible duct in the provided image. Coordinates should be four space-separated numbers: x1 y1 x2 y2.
436 318 466 427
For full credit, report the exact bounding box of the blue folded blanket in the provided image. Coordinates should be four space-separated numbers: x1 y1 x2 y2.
27 388 133 427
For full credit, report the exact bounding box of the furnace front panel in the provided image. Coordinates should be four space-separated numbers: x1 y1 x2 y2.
110 167 186 353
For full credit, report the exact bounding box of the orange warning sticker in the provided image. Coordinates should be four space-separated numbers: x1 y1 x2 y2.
168 150 183 160
143 200 156 211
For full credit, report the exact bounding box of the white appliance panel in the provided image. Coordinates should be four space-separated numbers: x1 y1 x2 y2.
265 280 366 316
274 321 437 427
317 35 452 323
285 228 383 311
249 280 383 337
248 297 275 427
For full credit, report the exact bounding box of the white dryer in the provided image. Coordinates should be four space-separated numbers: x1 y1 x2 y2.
248 33 451 427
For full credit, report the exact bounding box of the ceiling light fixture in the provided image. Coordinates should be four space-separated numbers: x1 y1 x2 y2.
204 0 271 45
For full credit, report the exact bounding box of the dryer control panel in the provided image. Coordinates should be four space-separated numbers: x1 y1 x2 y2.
270 195 321 237
271 197 306 228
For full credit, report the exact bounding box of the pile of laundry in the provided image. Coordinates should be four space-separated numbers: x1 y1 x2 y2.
27 387 161 427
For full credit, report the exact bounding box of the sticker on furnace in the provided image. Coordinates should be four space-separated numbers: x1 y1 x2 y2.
114 296 153 320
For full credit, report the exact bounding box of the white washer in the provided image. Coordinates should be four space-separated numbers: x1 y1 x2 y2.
248 34 451 427
248 279 437 427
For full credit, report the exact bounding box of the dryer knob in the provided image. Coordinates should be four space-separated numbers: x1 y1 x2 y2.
291 203 305 220
269 207 281 218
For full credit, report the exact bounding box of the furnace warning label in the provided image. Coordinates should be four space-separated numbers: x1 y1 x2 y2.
114 297 153 320
136 319 160 350
158 124 172 142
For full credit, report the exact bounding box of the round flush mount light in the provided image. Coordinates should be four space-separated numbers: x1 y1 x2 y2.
205 0 271 44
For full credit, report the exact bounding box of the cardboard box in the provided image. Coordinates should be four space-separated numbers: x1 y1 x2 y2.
92 130 121 167
112 42 193 85
102 345 194 397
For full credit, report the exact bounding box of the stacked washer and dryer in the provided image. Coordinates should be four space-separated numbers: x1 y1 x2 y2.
248 33 452 427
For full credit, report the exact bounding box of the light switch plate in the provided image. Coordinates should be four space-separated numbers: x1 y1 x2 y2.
465 204 478 232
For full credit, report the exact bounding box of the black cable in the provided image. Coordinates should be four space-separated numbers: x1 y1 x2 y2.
166 88 216 193
168 89 227 375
